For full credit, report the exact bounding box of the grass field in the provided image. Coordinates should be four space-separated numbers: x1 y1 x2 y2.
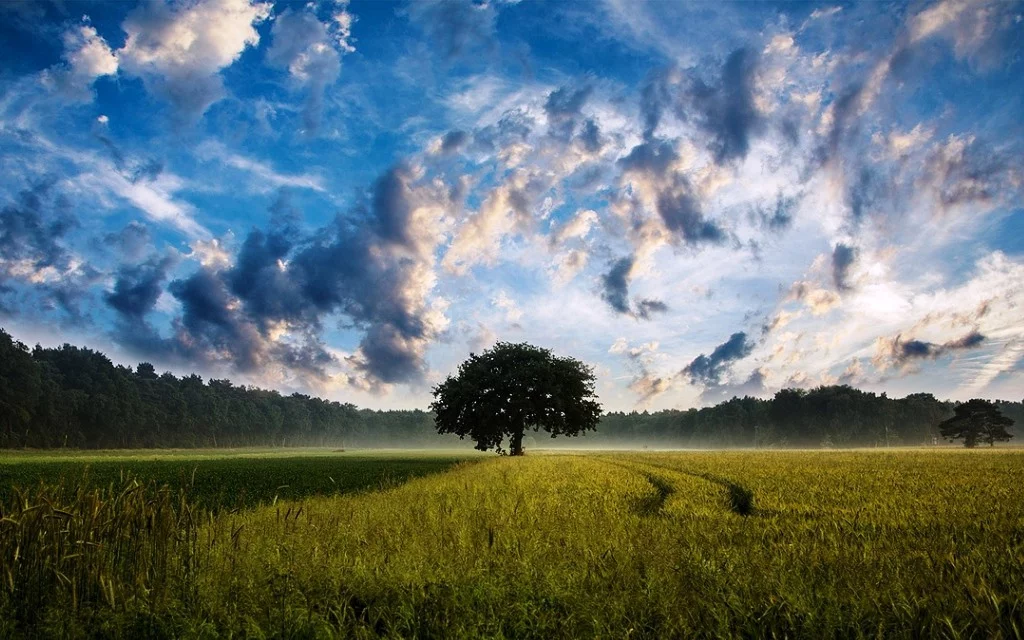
2 449 1023 638
0 449 479 508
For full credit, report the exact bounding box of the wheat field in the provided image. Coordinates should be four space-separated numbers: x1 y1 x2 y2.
2 449 1023 638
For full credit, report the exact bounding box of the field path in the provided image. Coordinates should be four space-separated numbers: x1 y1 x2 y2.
595 455 757 516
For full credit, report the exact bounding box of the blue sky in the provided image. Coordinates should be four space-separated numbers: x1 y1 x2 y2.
1 0 1022 410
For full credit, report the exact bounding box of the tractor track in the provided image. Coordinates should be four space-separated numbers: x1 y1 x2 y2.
599 457 758 517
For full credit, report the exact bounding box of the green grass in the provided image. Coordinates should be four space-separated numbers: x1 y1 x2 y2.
2 449 1023 638
0 449 480 509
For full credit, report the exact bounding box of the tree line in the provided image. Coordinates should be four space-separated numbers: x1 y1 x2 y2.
0 329 446 449
1 329 1020 449
597 388 1021 448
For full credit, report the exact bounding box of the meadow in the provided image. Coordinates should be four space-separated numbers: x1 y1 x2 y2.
2 449 1022 638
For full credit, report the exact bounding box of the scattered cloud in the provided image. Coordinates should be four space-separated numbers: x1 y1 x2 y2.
1 0 1022 408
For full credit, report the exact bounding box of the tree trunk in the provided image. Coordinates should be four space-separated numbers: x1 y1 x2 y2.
510 429 525 456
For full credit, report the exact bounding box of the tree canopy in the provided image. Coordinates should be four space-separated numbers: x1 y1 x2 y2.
430 342 602 455
938 399 1015 448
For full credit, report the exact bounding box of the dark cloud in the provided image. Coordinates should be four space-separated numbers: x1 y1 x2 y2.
408 0 498 59
655 183 725 245
0 182 105 319
754 195 797 232
876 330 986 370
567 162 610 190
471 107 535 153
226 227 301 326
847 165 878 222
635 298 668 320
440 130 470 154
0 181 75 274
95 130 127 172
544 84 593 140
682 332 754 385
45 275 100 319
831 243 857 291
943 331 986 350
94 124 165 185
820 85 863 165
104 222 151 261
0 181 91 317
600 256 633 315
497 108 534 140
545 84 592 120
618 139 727 247
273 337 335 379
577 118 604 154
900 339 934 358
353 324 422 383
268 189 302 231
618 138 678 176
920 136 1009 211
131 159 164 184
169 268 266 371
145 163 441 384
639 68 674 140
133 67 225 128
684 47 762 164
700 367 768 403
106 253 178 320
372 164 418 246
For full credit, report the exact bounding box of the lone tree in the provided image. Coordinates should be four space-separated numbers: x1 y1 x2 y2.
938 399 1015 448
431 342 602 455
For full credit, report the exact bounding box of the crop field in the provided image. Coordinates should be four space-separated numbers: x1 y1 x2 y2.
2 449 1023 638
0 449 478 508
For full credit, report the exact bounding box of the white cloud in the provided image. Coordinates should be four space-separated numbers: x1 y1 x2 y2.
43 23 119 102
442 169 540 275
87 168 209 239
872 123 934 160
197 141 326 192
492 290 523 323
550 209 598 246
549 249 589 285
117 0 271 121
189 237 234 269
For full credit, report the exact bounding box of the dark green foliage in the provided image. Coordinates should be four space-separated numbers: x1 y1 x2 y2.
431 342 602 455
0 328 450 449
938 399 1015 448
595 386 1021 448
0 477 196 633
0 454 473 509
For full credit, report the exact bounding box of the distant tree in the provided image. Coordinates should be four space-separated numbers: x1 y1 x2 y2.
938 399 1015 448
430 342 602 455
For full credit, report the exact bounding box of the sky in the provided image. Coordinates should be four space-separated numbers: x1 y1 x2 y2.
0 0 1022 411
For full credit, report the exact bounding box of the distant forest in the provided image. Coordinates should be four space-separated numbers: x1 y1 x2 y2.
1 329 1020 449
